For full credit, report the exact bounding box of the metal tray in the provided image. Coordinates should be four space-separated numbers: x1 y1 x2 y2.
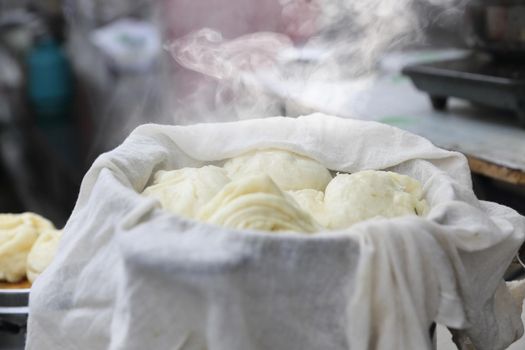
402 54 525 125
0 288 30 308
0 287 30 350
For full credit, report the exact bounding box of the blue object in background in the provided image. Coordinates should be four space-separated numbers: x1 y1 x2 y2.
27 36 79 170
27 37 72 125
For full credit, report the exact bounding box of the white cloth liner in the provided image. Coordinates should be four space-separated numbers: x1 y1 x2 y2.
27 114 525 350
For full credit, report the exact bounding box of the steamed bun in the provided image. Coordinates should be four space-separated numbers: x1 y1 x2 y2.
286 189 329 227
141 151 428 233
0 213 54 283
142 166 230 218
224 149 332 191
198 174 320 233
324 170 428 229
26 228 63 283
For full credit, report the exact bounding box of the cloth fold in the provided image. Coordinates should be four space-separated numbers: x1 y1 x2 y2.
347 219 466 350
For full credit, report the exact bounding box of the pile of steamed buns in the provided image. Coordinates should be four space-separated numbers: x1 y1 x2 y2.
0 149 428 285
142 149 428 233
0 213 62 284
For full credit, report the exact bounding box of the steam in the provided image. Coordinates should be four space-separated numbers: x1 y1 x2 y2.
62 0 469 164
166 0 467 122
166 30 294 122
169 29 293 80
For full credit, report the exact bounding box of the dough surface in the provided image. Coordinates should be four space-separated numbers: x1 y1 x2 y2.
223 149 332 191
198 174 320 233
26 228 63 283
324 170 428 229
142 166 230 218
287 189 329 227
0 213 54 283
141 153 428 233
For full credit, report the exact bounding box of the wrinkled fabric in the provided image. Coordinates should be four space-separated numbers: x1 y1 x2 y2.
27 114 525 350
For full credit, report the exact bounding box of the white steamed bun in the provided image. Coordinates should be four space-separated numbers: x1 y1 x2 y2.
198 174 320 233
142 166 230 218
26 228 63 283
324 170 428 229
223 149 332 191
0 213 54 282
286 189 329 227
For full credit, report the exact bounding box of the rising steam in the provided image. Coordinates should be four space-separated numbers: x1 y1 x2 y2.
166 0 466 122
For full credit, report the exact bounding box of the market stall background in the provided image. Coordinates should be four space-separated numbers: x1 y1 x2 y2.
1 0 525 348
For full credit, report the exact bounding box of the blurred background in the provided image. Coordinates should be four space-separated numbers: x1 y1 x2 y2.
0 0 523 228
